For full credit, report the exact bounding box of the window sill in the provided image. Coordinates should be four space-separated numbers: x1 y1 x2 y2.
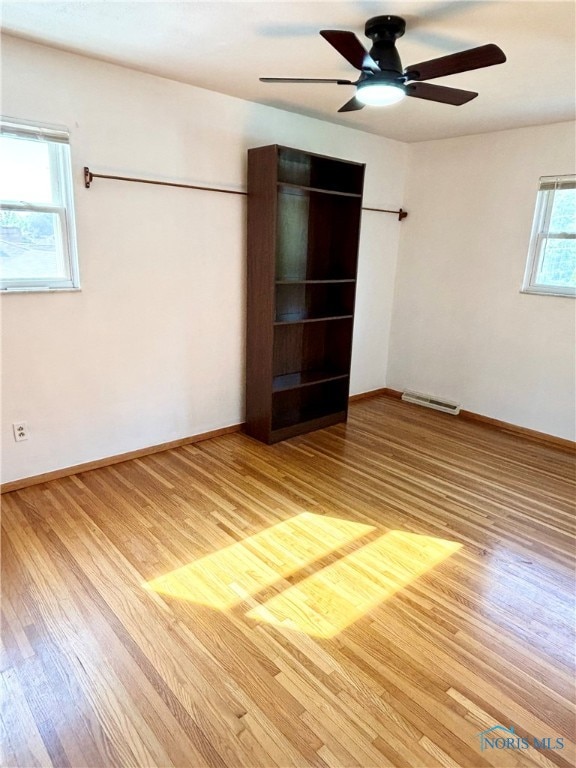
0 287 82 294
520 287 575 298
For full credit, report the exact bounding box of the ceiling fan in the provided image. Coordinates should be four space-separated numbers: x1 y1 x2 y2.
260 15 506 112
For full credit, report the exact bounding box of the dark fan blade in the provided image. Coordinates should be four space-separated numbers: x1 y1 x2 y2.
260 77 354 84
406 82 477 105
338 97 365 113
404 44 506 82
320 30 379 72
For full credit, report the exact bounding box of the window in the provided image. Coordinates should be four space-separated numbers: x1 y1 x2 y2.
522 175 575 297
0 118 79 291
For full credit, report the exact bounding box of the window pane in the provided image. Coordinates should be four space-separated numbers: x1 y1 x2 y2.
537 237 576 288
548 189 576 234
0 210 68 281
0 136 54 204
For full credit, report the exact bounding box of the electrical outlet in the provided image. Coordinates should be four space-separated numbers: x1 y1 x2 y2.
13 422 29 442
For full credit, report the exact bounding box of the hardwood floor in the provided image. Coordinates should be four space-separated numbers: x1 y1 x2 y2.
2 395 574 768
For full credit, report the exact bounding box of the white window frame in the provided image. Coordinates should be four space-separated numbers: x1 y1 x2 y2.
0 117 80 292
522 174 575 298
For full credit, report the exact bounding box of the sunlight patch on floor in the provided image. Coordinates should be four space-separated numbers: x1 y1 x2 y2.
144 512 375 609
246 531 462 637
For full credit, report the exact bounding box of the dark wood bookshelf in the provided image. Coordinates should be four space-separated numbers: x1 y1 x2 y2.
245 145 365 444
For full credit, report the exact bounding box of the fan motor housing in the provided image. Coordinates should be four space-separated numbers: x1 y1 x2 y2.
365 15 406 75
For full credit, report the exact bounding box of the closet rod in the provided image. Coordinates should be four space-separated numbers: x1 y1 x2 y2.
364 206 408 220
83 166 408 219
362 208 408 221
84 167 246 196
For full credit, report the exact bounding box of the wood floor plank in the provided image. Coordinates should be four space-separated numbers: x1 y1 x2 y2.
2 395 574 767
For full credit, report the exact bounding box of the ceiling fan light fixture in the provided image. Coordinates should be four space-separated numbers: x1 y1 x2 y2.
262 17 507 114
356 81 405 106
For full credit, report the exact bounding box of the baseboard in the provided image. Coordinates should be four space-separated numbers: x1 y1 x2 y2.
382 387 575 453
4 394 388 492
458 409 575 452
3 388 573 493
0 424 243 494
349 387 400 402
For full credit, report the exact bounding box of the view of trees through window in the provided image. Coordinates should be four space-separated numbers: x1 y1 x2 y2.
537 188 576 288
0 209 65 280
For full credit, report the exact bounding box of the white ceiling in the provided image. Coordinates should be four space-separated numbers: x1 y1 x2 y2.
2 1 575 142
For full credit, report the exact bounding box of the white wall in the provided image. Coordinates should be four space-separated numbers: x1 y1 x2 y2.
388 121 576 440
0 35 408 483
